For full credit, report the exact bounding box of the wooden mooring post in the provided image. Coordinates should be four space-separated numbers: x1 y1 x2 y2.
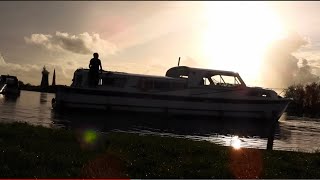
266 116 278 150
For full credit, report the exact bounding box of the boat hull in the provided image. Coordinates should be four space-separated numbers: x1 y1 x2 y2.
52 86 290 121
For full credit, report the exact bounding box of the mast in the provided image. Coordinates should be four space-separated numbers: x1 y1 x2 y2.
52 69 56 86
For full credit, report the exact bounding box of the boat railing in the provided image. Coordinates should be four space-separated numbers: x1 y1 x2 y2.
0 84 6 94
265 88 287 97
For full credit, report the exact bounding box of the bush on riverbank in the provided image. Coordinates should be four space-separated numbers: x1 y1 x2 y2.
0 122 320 178
285 82 320 117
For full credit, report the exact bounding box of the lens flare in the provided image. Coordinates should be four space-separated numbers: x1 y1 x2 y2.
84 129 98 144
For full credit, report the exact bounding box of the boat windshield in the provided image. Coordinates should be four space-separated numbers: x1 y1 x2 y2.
203 74 243 87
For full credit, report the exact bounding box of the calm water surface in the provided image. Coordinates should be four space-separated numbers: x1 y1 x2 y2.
1 90 320 153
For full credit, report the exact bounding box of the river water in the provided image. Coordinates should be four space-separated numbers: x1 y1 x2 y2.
1 90 320 153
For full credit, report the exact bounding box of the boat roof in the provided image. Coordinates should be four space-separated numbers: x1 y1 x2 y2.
75 68 184 81
75 66 241 80
112 71 179 80
165 66 240 78
0 75 18 80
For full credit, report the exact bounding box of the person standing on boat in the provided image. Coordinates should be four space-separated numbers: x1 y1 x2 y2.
89 52 103 87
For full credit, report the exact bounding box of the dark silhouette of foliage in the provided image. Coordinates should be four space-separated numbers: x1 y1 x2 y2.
18 80 60 93
285 82 320 117
18 80 24 87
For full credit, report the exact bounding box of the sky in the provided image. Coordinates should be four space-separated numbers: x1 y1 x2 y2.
1 1 320 88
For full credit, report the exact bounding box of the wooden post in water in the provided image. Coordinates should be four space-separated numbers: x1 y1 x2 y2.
267 113 277 150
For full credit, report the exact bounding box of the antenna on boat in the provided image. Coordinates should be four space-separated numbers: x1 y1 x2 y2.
178 57 181 66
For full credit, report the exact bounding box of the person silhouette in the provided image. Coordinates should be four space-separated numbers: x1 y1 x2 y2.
88 52 102 87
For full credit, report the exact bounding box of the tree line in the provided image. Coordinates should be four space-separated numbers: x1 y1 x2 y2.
18 80 59 93
284 82 320 117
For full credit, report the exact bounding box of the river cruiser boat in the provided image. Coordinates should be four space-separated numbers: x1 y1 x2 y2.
52 66 291 121
0 75 21 96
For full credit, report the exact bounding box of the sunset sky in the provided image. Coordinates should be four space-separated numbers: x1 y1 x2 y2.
1 1 320 88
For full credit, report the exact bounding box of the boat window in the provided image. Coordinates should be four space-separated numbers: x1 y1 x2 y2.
199 76 215 86
102 77 127 88
144 79 154 89
114 78 127 88
138 78 186 91
180 75 188 79
210 75 242 87
154 81 170 90
201 77 212 86
6 78 16 85
137 78 154 90
171 82 186 89
102 77 114 85
98 78 103 86
74 74 83 87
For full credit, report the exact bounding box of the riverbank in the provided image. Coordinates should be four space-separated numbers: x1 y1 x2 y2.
0 122 320 178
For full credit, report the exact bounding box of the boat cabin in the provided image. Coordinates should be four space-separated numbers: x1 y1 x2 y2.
165 66 246 88
71 69 187 92
70 66 247 92
0 75 20 95
0 75 19 88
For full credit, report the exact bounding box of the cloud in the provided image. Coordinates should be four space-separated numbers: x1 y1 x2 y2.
0 52 74 85
25 31 117 55
104 56 203 78
260 32 318 88
0 53 5 65
0 52 41 84
295 59 319 84
180 57 202 67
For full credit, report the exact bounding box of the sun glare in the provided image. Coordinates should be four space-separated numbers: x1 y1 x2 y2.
201 2 285 85
231 136 241 150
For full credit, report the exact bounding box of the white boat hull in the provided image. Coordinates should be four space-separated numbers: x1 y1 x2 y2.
53 87 290 121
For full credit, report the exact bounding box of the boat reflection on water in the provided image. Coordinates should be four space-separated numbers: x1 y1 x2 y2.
51 110 291 150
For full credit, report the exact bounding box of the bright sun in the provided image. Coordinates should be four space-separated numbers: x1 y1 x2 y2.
201 1 286 86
